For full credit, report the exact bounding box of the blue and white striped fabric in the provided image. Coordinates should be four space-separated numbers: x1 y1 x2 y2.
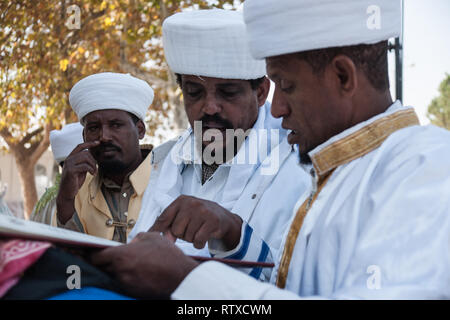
210 222 273 281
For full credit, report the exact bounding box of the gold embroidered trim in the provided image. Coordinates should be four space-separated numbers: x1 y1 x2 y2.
276 170 334 289
276 108 420 288
312 109 419 178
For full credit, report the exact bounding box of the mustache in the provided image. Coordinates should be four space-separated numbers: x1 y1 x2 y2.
93 142 121 153
199 115 233 129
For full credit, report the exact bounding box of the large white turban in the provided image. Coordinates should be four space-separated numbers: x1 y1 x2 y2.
50 122 84 164
243 0 402 59
69 72 154 121
163 9 266 80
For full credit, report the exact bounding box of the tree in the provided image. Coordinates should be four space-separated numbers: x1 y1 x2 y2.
0 0 242 218
427 73 450 130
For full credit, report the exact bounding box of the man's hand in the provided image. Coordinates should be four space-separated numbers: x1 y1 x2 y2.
56 141 99 224
150 195 243 251
90 232 199 299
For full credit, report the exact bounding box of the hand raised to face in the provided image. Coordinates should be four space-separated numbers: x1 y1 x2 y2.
56 141 100 224
90 232 199 299
149 195 243 251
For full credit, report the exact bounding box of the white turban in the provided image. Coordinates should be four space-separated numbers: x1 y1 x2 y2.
243 0 402 59
50 122 84 164
163 9 266 80
69 72 154 121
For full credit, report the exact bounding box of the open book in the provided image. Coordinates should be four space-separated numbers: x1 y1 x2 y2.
0 215 274 268
0 214 120 248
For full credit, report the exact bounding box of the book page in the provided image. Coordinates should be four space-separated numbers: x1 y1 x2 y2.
0 215 121 248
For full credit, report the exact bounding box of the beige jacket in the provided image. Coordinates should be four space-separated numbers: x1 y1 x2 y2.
53 152 152 241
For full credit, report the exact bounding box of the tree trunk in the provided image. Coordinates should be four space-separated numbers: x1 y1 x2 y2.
0 124 51 219
15 159 38 219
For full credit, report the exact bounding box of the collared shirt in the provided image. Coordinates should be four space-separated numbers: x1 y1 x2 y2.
100 174 134 243
172 101 450 299
55 146 152 243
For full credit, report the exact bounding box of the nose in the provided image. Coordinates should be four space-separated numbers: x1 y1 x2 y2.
202 93 222 115
270 86 290 119
99 125 113 142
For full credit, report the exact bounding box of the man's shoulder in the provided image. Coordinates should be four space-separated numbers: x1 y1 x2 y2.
151 137 180 165
372 124 450 176
383 124 450 156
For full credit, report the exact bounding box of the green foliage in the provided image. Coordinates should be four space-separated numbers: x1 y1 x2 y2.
427 73 450 130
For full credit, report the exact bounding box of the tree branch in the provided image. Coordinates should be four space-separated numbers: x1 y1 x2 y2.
0 127 18 153
28 123 51 165
119 61 169 88
20 127 44 146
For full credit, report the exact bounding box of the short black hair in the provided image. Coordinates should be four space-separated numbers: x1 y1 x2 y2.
175 74 266 91
296 40 389 92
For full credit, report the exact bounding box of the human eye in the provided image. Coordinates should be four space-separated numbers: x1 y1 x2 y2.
219 85 241 98
280 79 294 94
86 124 99 133
187 89 202 98
184 84 203 98
110 121 124 129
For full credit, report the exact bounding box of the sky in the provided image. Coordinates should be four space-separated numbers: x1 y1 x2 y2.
266 0 450 125
401 0 450 124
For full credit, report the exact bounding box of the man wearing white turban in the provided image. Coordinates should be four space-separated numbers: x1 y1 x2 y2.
91 0 450 300
55 73 154 243
127 9 310 272
30 122 84 225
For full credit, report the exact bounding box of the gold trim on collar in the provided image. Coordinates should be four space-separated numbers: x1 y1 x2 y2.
312 109 419 179
276 108 420 289
276 169 335 289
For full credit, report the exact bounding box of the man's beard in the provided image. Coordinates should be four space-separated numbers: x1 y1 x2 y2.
299 151 312 165
98 159 129 175
91 142 128 174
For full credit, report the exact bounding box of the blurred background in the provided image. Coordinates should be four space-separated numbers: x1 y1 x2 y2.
0 0 449 219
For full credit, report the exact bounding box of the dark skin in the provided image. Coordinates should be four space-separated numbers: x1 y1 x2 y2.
56 109 146 224
266 54 393 156
150 76 270 251
91 57 393 297
90 232 198 299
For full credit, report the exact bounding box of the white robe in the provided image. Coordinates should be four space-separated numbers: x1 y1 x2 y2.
172 101 450 299
130 102 310 266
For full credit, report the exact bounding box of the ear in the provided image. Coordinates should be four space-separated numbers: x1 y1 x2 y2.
82 128 87 142
256 77 271 107
136 120 146 139
329 55 358 97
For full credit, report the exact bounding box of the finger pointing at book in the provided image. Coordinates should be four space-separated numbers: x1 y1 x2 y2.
149 195 243 251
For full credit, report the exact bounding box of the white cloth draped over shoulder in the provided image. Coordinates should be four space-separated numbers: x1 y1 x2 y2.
129 102 310 260
172 102 450 299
